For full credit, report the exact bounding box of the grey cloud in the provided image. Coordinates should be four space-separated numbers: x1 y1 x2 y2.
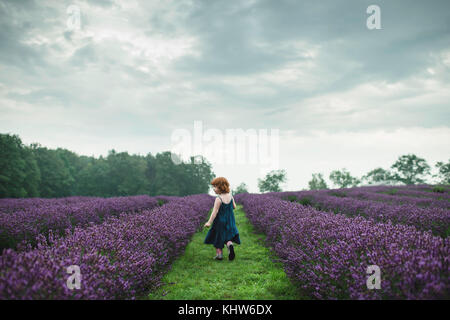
173 0 450 85
0 0 449 143
89 0 115 8
6 88 72 107
69 42 98 67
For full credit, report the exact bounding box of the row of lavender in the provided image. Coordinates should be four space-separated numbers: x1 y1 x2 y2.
0 196 98 213
340 188 450 209
267 187 450 237
277 185 450 209
234 193 449 299
399 184 450 194
0 195 182 252
348 184 450 201
0 194 214 299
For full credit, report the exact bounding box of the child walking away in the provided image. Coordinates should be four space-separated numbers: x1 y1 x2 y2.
203 177 241 261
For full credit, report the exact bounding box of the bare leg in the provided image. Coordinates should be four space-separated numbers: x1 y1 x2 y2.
226 240 232 247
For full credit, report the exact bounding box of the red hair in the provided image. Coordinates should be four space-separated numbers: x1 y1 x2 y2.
211 177 230 194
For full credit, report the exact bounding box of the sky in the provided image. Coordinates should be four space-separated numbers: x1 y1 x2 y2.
1 0 449 193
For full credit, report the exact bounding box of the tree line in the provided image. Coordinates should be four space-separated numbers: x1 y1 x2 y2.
2 133 448 197
233 154 450 193
0 133 215 198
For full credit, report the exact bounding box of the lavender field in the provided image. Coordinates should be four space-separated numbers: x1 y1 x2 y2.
267 185 450 237
235 184 449 299
0 195 162 252
0 184 448 299
0 194 214 299
1 0 450 308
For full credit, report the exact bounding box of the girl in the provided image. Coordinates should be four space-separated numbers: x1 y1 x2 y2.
203 177 241 261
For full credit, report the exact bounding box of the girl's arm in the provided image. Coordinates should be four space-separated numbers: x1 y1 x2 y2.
207 198 221 224
232 197 236 209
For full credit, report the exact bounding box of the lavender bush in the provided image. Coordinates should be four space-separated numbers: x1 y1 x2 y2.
343 185 450 200
0 195 164 252
0 196 97 213
0 194 214 299
405 184 450 193
342 189 450 209
269 189 450 237
376 188 450 201
235 193 449 299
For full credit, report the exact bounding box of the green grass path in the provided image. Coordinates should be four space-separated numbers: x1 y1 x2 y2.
146 205 303 300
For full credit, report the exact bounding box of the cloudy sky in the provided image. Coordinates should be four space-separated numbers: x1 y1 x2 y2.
1 0 449 193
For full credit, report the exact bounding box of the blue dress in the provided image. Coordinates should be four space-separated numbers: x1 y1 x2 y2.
204 195 241 249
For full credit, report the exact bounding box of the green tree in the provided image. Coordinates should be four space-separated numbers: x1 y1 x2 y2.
106 150 150 196
308 173 328 190
258 169 287 193
21 146 41 197
361 167 396 185
184 155 215 195
30 143 74 197
146 152 214 196
151 151 184 196
329 168 360 188
145 153 158 195
55 148 86 195
0 133 215 198
232 182 249 195
433 159 450 185
390 154 431 185
0 134 27 197
77 156 111 197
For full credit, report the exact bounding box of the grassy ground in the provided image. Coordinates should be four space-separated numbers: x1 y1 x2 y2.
145 205 304 300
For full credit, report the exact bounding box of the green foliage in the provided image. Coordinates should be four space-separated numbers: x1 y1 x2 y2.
329 168 360 189
21 146 41 197
0 133 215 198
232 182 249 195
433 159 450 185
382 188 398 195
432 186 445 193
308 173 328 190
30 143 74 198
147 153 214 196
106 150 151 196
361 155 449 187
77 156 111 197
328 191 347 198
390 154 431 185
257 169 287 193
361 167 396 185
298 197 313 206
0 134 39 197
286 195 298 202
